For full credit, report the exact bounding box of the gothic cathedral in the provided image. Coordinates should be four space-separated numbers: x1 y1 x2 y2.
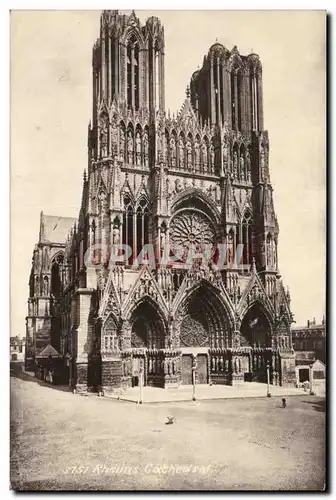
26 10 296 391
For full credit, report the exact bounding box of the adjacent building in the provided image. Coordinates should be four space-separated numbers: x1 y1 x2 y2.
292 317 326 385
26 10 295 391
10 336 26 362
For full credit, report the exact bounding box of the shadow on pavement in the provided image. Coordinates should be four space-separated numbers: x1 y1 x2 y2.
10 363 71 393
302 399 326 413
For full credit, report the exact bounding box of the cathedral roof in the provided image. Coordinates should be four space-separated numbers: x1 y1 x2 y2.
39 213 77 245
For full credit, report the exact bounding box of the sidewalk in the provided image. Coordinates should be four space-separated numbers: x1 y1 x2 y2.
102 381 325 404
17 366 325 403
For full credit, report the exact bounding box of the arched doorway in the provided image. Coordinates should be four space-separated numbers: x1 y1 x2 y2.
178 284 232 385
130 300 166 386
240 303 272 382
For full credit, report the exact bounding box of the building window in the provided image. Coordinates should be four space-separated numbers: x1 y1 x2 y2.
231 72 236 129
241 212 252 270
126 36 139 110
122 196 134 264
136 198 150 258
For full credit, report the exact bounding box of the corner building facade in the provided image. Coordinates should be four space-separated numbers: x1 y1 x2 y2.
26 10 296 391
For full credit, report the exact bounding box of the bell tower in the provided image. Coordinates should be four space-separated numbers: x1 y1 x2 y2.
90 10 165 163
91 10 165 122
190 43 264 133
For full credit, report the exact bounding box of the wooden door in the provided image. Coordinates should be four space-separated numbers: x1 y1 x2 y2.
181 355 192 385
197 354 208 384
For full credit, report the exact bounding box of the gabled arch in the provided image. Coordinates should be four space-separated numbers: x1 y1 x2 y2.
127 122 134 133
173 279 235 348
126 294 168 328
101 312 120 352
240 297 275 330
228 51 243 72
122 266 169 321
102 311 119 331
239 300 274 347
242 208 253 222
121 27 145 50
51 250 65 265
120 179 135 204
128 297 167 349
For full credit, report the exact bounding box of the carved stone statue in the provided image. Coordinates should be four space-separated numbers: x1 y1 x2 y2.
135 131 141 166
261 241 266 267
260 147 265 179
201 143 207 170
35 276 39 295
194 142 200 170
272 239 277 267
266 238 272 266
246 150 251 176
99 190 108 212
163 134 168 161
99 118 108 158
178 138 184 168
170 138 176 167
165 177 170 196
119 128 125 164
175 178 182 193
44 276 50 296
233 151 238 177
127 131 133 164
143 131 149 166
240 155 245 180
209 145 215 171
223 138 228 165
247 169 251 182
186 141 192 170
110 121 118 147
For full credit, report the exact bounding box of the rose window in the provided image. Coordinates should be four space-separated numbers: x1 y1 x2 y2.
170 210 215 248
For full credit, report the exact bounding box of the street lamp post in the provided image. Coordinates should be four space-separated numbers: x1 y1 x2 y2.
192 356 197 401
309 363 315 396
266 361 271 397
138 366 143 404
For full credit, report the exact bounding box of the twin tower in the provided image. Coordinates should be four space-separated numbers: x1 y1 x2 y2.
91 9 264 137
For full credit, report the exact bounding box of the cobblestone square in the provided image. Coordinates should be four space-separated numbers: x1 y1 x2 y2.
10 371 325 491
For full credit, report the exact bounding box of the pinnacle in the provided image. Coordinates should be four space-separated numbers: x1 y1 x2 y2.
252 257 257 273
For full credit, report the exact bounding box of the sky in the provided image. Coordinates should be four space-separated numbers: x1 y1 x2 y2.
11 10 326 337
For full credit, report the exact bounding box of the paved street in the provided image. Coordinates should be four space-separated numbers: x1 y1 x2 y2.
10 367 325 491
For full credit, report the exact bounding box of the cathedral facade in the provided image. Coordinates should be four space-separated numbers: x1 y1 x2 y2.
26 10 296 391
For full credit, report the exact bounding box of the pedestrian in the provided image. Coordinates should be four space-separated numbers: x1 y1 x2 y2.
282 397 287 408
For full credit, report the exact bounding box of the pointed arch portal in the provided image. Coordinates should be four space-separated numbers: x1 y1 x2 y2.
130 300 165 350
240 302 272 348
178 283 233 385
129 299 167 387
179 285 232 349
239 302 273 383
